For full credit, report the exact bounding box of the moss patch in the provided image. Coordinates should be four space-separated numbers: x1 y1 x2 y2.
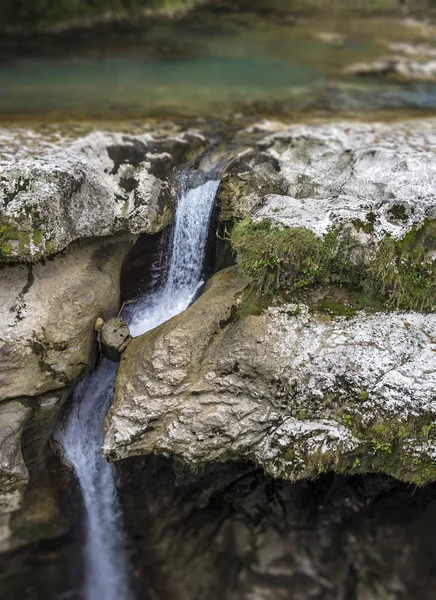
339 414 436 486
0 220 47 262
230 218 436 313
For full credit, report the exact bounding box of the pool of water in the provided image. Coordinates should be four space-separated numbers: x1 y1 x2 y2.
1 8 436 120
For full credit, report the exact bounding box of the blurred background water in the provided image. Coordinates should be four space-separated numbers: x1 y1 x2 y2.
1 2 436 121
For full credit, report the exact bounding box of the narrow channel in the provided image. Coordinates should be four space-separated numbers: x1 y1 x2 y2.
58 172 220 599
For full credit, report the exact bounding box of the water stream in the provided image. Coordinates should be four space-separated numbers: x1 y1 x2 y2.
58 175 220 599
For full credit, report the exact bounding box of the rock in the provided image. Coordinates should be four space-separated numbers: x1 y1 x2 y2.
104 267 436 486
104 267 249 460
223 120 436 311
116 456 436 600
100 316 131 362
0 234 135 402
314 31 347 46
0 401 31 550
218 149 289 221
0 387 69 552
344 56 436 80
251 120 436 240
94 317 104 332
0 128 206 262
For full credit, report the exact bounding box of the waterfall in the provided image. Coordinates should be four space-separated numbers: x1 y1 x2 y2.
57 176 219 600
129 178 220 337
59 360 131 600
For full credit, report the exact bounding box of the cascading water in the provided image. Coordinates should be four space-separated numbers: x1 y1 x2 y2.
60 360 131 600
57 174 220 600
129 177 220 336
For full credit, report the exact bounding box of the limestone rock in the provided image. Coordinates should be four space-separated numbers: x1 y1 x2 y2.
100 316 131 362
104 267 436 485
229 120 436 241
104 267 250 460
0 234 135 402
0 401 31 550
0 128 206 262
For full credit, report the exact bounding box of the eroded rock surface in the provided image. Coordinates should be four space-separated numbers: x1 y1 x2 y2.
0 387 69 552
0 128 205 262
223 119 436 240
104 267 436 485
0 234 135 402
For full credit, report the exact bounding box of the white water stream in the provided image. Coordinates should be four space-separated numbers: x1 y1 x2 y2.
58 177 219 600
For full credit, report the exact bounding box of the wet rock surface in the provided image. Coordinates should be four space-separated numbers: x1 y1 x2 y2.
0 128 205 262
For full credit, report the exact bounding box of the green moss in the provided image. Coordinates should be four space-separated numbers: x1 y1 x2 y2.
32 230 44 245
231 218 436 313
317 299 357 318
352 218 374 234
366 220 436 311
341 414 436 485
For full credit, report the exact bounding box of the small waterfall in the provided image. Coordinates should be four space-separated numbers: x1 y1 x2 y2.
59 360 131 600
57 175 220 600
129 178 220 337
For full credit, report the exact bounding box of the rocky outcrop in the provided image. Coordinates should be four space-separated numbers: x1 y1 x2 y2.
0 128 205 262
222 120 436 238
222 120 436 312
0 387 70 552
104 266 436 485
0 234 135 402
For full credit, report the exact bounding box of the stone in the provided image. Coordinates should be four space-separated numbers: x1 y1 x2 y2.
104 267 436 486
0 128 206 262
104 267 249 460
116 456 436 600
248 120 436 241
100 316 132 362
0 401 31 550
0 234 135 402
344 56 436 80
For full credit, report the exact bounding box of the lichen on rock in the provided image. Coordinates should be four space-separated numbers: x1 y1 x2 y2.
0 127 206 263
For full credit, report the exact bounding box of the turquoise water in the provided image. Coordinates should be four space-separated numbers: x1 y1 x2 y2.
1 11 436 120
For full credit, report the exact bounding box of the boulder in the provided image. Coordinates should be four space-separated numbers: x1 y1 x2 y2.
104 267 436 486
100 316 132 362
0 234 135 402
0 128 206 262
225 119 436 239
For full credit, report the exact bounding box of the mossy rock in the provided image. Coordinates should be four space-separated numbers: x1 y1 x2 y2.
230 217 436 313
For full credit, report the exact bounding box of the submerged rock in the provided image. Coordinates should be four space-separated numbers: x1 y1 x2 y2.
0 234 135 402
104 266 436 485
0 128 206 262
344 56 436 80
